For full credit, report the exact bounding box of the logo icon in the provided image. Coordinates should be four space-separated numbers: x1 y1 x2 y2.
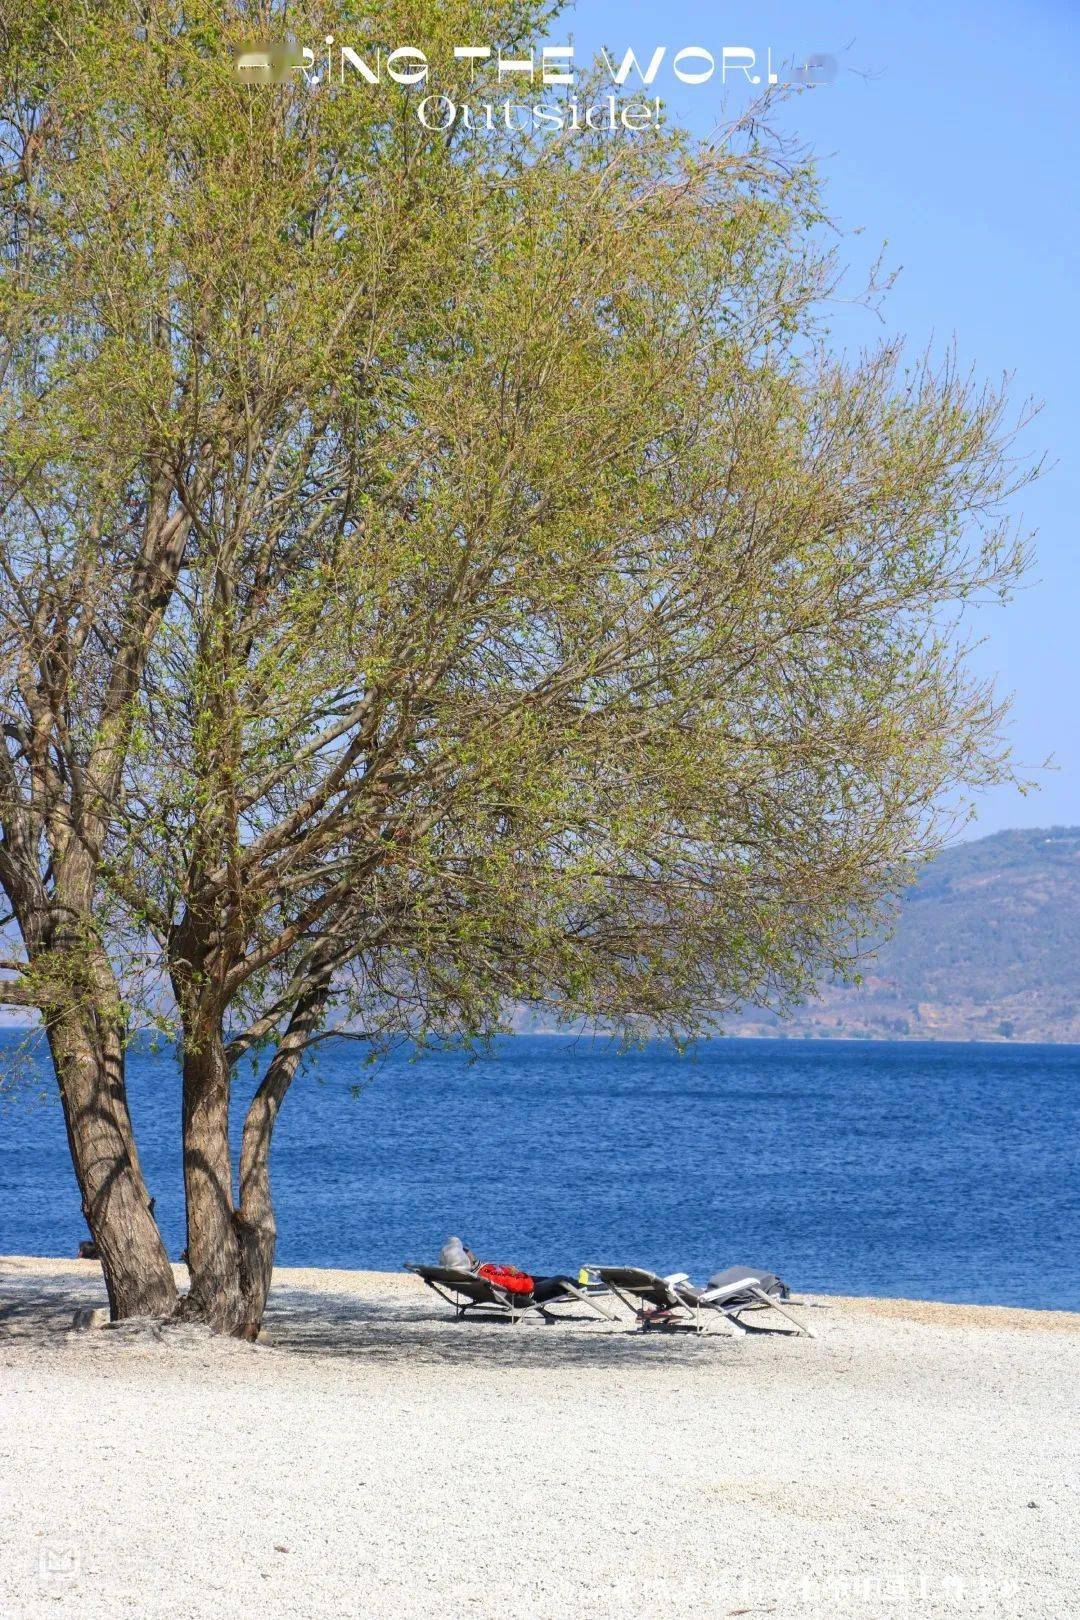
38 1543 80 1581
233 42 306 84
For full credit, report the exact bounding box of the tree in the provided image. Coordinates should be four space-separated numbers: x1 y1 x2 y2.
131 85 1033 1334
0 0 202 1315
1 0 543 1313
4 0 1035 1335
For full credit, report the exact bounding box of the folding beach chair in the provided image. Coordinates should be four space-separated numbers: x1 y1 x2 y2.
597 1266 814 1338
697 1265 816 1337
405 1264 620 1324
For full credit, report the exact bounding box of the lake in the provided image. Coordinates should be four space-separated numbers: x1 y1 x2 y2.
1 1032 1077 1309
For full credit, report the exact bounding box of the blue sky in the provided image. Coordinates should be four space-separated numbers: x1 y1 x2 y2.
566 0 1079 836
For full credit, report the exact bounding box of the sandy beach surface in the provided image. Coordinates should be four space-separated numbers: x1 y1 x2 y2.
1 1257 1077 1619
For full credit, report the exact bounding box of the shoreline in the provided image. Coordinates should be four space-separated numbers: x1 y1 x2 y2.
4 1253 1079 1331
7 1019 1080 1047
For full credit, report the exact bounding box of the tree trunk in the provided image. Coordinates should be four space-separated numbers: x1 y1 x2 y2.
180 975 330 1338
29 903 177 1322
232 972 332 1337
179 1028 246 1332
234 1089 279 1340
180 1032 279 1340
46 1009 177 1321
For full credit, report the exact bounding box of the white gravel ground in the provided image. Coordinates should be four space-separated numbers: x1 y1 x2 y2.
1 1256 1078 1620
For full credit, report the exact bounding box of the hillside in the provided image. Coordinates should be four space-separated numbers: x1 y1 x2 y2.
729 826 1080 1043
5 826 1078 1045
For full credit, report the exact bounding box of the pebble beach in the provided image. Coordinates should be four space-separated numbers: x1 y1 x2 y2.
1 1256 1078 1619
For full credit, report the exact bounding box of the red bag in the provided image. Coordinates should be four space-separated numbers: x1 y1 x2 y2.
477 1262 534 1296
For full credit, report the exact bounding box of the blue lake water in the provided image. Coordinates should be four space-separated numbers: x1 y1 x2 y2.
1 1032 1077 1309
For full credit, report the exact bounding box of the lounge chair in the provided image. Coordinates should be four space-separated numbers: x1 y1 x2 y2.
597 1265 815 1338
699 1265 816 1335
405 1263 620 1324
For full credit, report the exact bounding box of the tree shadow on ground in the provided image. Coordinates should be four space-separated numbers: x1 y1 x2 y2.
0 1264 107 1335
261 1284 810 1371
0 1264 820 1371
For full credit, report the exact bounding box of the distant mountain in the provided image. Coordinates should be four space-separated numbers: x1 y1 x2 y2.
6 825 1077 1045
729 826 1080 1044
